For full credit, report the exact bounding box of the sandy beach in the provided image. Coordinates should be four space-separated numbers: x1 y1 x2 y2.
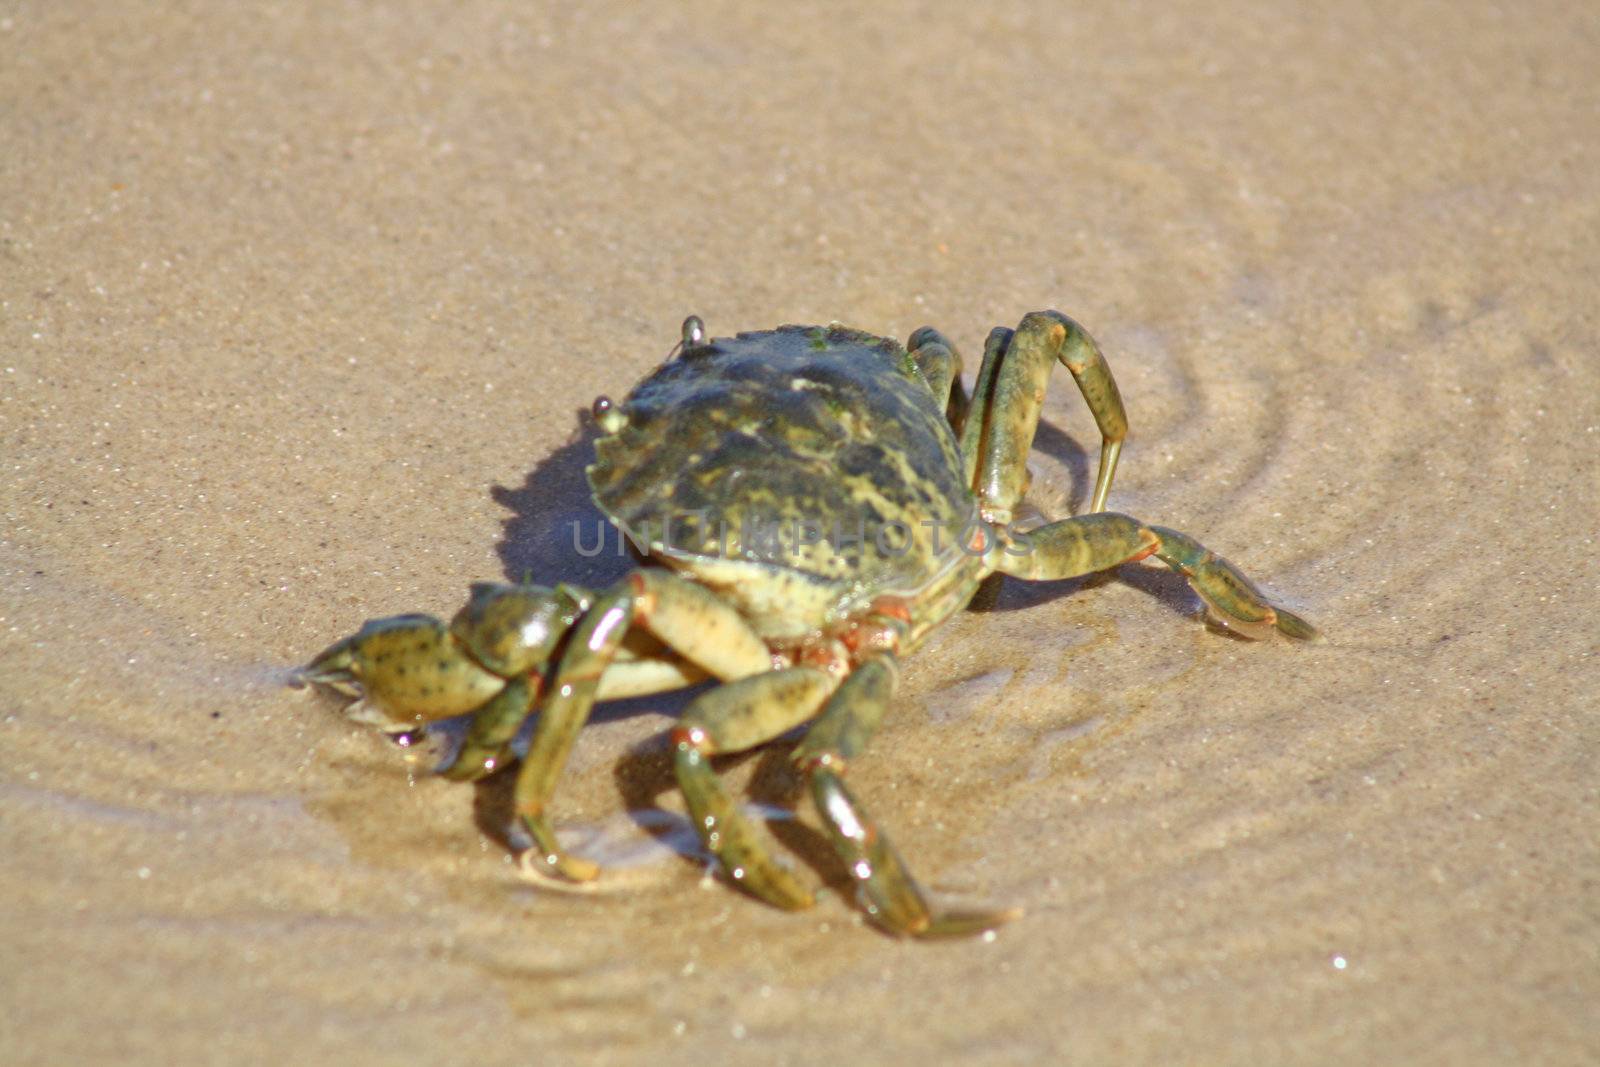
3 2 1596 1063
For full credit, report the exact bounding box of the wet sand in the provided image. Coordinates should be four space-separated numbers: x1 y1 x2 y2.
3 2 1596 1063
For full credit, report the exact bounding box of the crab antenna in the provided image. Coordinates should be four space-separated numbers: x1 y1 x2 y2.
681 315 706 347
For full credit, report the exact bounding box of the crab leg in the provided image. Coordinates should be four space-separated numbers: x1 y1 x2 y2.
906 326 969 431
514 568 773 881
672 667 838 910
439 675 538 781
958 325 1012 486
795 655 1021 937
959 310 1128 521
437 654 710 783
989 512 1318 640
596 655 709 700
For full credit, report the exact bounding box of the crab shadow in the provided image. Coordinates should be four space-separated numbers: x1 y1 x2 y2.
1030 416 1093 518
492 411 633 592
610 733 848 893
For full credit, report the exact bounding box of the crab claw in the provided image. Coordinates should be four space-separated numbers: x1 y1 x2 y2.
302 614 509 732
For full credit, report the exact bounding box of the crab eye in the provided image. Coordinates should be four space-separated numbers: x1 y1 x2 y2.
591 395 627 433
681 315 706 347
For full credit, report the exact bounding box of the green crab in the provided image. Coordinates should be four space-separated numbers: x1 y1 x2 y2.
303 311 1315 937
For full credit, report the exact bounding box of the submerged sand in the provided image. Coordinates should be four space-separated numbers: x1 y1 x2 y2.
3 2 1596 1063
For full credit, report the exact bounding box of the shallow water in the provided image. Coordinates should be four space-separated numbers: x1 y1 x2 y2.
4 2 1598 1063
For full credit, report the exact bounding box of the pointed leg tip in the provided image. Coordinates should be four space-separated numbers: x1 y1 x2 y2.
516 847 602 884
1273 608 1321 642
436 760 481 782
1203 608 1279 641
769 886 817 912
727 862 816 912
909 904 1024 940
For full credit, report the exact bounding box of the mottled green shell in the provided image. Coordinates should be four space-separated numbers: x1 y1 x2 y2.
588 325 975 629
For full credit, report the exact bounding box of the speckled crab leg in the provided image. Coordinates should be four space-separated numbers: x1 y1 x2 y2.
672 667 838 910
956 325 1011 484
796 655 1021 937
514 568 773 882
990 512 1318 640
906 326 969 432
438 675 538 781
438 654 710 784
960 310 1128 521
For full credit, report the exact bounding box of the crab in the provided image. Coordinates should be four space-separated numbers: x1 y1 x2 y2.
303 311 1316 937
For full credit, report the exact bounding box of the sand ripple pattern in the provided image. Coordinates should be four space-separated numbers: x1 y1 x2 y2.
5 3 1598 1060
